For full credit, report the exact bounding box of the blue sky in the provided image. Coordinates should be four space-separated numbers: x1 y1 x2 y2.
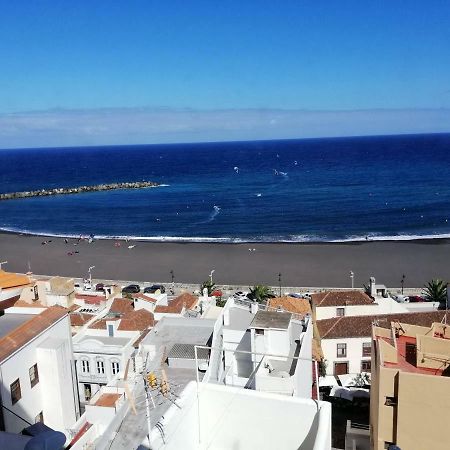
1 1 449 147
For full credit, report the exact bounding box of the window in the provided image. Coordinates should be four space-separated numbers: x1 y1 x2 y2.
385 396 397 407
111 361 120 375
361 360 371 372
336 307 345 317
108 324 114 337
255 329 265 335
35 411 44 423
362 342 371 357
81 359 90 374
336 343 347 358
97 359 105 374
10 379 21 404
29 364 39 388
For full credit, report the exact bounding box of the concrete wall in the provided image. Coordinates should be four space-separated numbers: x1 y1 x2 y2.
321 336 372 375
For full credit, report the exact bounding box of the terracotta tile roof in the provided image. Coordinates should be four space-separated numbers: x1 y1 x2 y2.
70 312 94 327
133 293 157 303
118 309 154 332
75 294 105 305
0 306 68 362
110 298 134 314
267 297 311 316
317 310 447 340
0 270 31 289
94 393 121 407
312 290 374 307
155 293 198 314
11 299 47 308
133 329 151 348
88 317 120 330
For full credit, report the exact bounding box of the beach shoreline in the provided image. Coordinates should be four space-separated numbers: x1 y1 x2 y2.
1 230 449 288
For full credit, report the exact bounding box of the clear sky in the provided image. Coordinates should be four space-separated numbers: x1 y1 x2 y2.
1 1 449 148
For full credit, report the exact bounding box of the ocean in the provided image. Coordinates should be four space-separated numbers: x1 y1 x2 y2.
1 133 450 243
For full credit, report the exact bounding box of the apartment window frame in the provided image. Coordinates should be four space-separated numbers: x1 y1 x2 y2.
361 360 372 372
96 359 105 375
81 358 90 374
111 360 120 375
29 363 39 388
336 307 345 317
10 379 21 405
336 343 347 358
362 342 371 357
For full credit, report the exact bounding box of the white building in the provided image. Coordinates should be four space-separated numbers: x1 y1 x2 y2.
317 310 446 377
206 297 315 399
72 298 154 403
0 306 79 435
312 289 407 321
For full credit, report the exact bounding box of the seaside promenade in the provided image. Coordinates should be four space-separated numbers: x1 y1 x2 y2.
1 232 449 288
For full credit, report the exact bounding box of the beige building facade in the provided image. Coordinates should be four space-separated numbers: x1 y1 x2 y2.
371 319 450 450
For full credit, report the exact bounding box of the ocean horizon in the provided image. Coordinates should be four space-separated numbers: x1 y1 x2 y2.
1 133 450 243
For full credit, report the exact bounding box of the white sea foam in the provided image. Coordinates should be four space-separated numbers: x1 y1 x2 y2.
2 226 450 243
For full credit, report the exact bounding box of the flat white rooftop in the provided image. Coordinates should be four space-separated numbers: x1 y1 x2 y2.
150 381 331 450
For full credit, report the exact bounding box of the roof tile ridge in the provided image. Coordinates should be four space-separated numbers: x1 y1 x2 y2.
319 291 331 306
321 315 344 339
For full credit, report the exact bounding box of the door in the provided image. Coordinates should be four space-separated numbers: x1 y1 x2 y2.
334 362 349 376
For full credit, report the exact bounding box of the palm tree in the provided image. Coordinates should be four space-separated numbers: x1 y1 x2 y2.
423 279 448 308
200 279 216 296
248 285 274 303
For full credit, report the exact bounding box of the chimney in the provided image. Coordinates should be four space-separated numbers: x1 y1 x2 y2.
251 301 259 314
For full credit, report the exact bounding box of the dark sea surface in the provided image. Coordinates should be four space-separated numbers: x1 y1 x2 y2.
1 134 450 242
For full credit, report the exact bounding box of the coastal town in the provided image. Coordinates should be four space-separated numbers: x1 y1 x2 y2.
0 253 448 450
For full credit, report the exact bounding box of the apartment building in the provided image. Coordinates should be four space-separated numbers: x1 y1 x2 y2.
371 315 450 450
0 306 79 435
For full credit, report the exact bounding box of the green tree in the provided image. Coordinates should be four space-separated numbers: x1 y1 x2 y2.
423 279 448 308
248 285 274 303
200 279 216 296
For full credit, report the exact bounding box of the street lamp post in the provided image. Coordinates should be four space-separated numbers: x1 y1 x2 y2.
278 273 282 297
350 271 354 289
401 274 405 295
209 269 215 284
88 266 95 287
170 270 175 295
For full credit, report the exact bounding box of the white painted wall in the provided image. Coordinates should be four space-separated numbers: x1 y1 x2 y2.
0 313 78 434
315 297 407 320
150 382 331 450
321 336 372 376
295 320 313 398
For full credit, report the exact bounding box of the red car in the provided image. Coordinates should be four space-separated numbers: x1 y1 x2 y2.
408 295 425 302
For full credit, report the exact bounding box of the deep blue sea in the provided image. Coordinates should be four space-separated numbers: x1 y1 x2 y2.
1 134 450 242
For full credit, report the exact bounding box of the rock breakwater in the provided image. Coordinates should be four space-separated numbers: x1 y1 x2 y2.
0 181 160 201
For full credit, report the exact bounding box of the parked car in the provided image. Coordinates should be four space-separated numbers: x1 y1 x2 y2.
288 293 303 299
122 284 140 294
95 283 105 291
144 284 165 294
393 295 409 303
408 295 425 302
233 291 249 301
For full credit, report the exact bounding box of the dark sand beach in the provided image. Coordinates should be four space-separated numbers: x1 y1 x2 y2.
1 232 449 288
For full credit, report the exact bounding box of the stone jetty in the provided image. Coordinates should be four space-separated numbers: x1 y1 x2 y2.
0 181 160 201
